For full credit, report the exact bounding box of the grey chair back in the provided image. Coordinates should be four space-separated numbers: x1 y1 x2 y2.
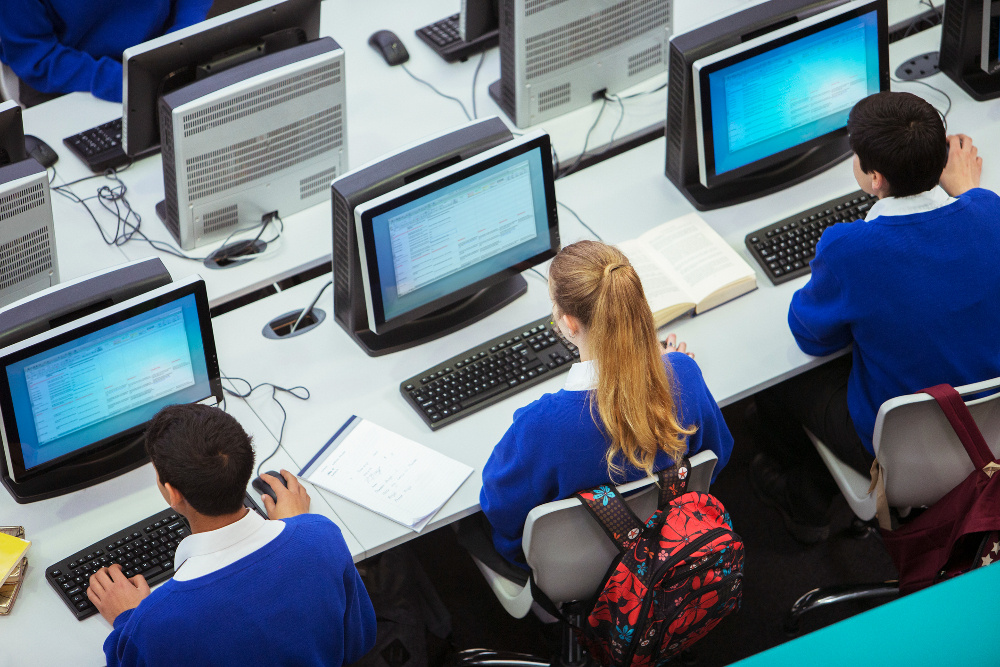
522 450 717 605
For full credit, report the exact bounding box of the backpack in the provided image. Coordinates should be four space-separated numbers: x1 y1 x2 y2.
570 458 744 667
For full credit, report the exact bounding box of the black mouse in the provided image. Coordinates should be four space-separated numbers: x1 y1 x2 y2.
24 135 58 169
368 30 409 66
252 470 289 504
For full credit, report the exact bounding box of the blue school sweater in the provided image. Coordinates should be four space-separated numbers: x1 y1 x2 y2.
789 188 1000 454
103 514 376 667
480 352 734 568
0 0 211 102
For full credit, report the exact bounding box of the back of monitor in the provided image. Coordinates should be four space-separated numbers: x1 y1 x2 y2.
158 38 347 250
492 0 673 127
0 160 59 308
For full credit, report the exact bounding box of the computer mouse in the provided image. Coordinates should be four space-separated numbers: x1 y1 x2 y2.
368 30 410 66
252 470 289 504
24 134 58 169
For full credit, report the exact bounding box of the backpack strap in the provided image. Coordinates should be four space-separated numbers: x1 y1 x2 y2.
657 456 692 508
576 482 644 553
922 384 997 472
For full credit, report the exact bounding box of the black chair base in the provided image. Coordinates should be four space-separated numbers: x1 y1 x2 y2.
784 580 899 635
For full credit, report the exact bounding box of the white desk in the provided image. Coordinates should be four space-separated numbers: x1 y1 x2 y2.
0 395 363 667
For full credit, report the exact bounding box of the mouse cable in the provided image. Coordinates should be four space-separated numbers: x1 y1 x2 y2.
557 200 603 242
220 375 311 478
401 64 472 121
890 75 951 127
471 50 488 119
290 278 333 334
528 267 548 284
559 97 608 178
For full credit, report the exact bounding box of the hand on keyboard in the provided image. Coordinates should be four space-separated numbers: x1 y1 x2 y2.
87 563 151 624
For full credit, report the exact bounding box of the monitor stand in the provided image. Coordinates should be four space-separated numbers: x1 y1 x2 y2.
1 433 149 504
348 273 527 357
674 139 853 212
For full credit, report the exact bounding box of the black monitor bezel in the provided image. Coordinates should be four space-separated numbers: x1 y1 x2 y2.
0 278 221 482
695 0 889 190
985 0 1000 75
357 133 558 336
0 102 27 167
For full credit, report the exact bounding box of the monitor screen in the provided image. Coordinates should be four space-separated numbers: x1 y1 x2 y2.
0 277 220 481
693 0 887 188
355 131 558 335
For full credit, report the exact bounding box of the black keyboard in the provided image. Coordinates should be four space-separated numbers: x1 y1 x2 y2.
46 493 265 620
401 315 579 430
62 118 137 172
744 190 876 285
415 14 499 63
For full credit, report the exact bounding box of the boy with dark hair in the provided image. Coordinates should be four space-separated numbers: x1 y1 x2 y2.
87 404 376 667
0 0 212 106
752 91 1000 543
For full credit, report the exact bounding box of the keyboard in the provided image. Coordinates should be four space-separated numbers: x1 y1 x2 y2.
46 493 265 620
415 14 499 63
744 190 876 285
62 118 134 172
400 314 579 430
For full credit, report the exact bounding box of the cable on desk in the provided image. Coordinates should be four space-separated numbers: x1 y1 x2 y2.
528 267 548 284
603 93 627 153
471 51 487 119
290 279 333 334
890 75 952 128
557 201 603 241
559 97 608 178
401 64 472 121
220 375 311 478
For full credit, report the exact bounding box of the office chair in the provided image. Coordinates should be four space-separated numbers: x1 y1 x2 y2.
785 376 1000 634
455 449 719 667
0 57 22 107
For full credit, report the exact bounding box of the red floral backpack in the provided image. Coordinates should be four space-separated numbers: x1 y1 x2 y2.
569 458 744 667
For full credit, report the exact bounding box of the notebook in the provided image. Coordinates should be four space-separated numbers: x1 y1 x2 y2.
300 416 473 532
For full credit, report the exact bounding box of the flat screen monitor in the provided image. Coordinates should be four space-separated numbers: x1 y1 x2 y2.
0 275 221 486
0 101 27 167
354 131 558 337
122 0 321 157
665 0 888 211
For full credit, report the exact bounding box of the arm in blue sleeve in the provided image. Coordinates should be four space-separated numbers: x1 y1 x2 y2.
668 353 732 480
787 233 853 356
165 0 213 33
480 410 553 567
103 608 143 667
0 1 122 102
341 561 377 663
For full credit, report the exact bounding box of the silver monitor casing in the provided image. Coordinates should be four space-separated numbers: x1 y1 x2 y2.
495 0 673 128
158 38 346 250
0 160 59 308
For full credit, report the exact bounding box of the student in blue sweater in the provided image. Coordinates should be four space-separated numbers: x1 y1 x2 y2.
752 91 1000 543
86 404 376 667
477 240 734 572
0 0 212 106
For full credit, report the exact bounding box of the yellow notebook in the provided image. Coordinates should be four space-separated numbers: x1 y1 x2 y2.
0 531 30 585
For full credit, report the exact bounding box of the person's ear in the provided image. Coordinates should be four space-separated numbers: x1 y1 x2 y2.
161 482 187 512
870 170 890 197
560 312 583 338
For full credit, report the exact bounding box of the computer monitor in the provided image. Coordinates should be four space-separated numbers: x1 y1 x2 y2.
0 262 221 503
122 0 322 158
331 118 559 356
489 0 674 128
0 101 28 167
939 0 1000 100
666 0 889 211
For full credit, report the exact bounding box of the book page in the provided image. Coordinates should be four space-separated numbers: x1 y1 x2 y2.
617 239 692 315
638 213 755 305
304 419 472 532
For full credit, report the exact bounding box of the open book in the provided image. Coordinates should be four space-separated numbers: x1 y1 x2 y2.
618 213 757 327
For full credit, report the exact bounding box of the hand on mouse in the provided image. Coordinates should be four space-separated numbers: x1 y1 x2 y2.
939 134 982 197
661 333 694 359
261 469 310 520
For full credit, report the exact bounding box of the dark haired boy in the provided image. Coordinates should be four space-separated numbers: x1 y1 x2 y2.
752 91 1000 543
86 404 376 667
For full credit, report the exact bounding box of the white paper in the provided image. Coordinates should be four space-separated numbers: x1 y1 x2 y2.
304 419 473 532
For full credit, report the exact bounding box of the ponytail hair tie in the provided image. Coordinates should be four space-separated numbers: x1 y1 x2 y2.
604 263 626 277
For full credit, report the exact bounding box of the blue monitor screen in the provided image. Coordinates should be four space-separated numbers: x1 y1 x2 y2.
368 146 552 323
6 294 212 472
707 10 881 177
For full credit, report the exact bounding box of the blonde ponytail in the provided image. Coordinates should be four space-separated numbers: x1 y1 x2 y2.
549 241 695 478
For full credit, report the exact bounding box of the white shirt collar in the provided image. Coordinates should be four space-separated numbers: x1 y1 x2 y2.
864 186 956 222
172 508 283 580
564 360 598 391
